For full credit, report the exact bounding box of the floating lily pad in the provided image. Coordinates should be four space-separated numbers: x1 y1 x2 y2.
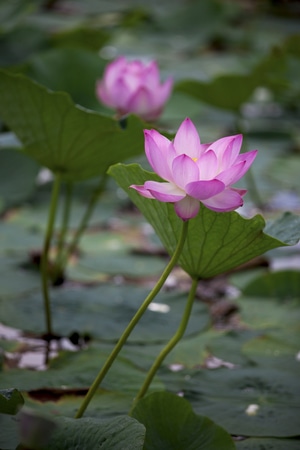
0 343 164 394
237 295 300 330
69 252 167 279
0 283 210 342
207 329 260 366
236 437 300 450
8 185 121 233
23 390 133 420
0 413 20 450
242 270 300 300
242 330 300 363
0 254 40 298
0 222 42 254
184 366 300 437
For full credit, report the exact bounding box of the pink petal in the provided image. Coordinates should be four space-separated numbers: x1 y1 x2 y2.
123 72 142 92
143 61 160 87
144 131 175 182
127 86 152 117
185 179 225 200
232 187 247 196
235 150 258 173
144 180 185 202
127 60 144 75
104 56 127 90
219 150 257 185
109 77 132 111
197 150 218 180
156 77 173 104
146 129 171 152
130 184 155 199
172 154 199 190
202 188 244 212
216 161 247 186
173 118 201 159
207 135 238 163
217 150 257 185
221 134 243 169
174 197 200 220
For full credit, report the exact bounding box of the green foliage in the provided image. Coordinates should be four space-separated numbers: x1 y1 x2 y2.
175 74 259 111
175 33 300 112
0 147 39 212
0 71 145 182
132 391 236 450
24 48 108 110
242 270 300 299
42 415 146 450
0 1 299 448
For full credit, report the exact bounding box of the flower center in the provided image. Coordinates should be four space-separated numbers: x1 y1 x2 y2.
192 157 198 162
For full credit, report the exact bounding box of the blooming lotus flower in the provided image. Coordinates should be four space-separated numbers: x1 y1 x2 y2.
131 118 257 220
96 56 173 121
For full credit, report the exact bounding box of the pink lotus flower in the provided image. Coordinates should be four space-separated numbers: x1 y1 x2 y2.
96 56 173 121
131 118 257 220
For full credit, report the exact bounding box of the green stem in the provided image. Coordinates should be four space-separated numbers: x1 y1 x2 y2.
75 220 189 419
40 174 62 336
60 176 107 270
130 277 198 413
54 182 73 273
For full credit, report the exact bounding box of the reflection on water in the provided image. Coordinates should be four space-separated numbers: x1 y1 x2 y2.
0 323 80 370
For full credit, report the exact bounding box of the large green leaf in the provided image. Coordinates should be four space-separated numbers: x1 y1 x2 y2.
0 147 39 211
131 391 236 450
108 164 300 279
0 71 145 182
45 415 145 450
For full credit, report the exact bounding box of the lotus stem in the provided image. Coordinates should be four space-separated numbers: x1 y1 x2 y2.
130 277 198 413
53 181 73 281
75 220 189 419
40 173 61 336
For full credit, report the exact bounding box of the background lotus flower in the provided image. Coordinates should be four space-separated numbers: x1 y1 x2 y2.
96 56 173 121
131 118 257 220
